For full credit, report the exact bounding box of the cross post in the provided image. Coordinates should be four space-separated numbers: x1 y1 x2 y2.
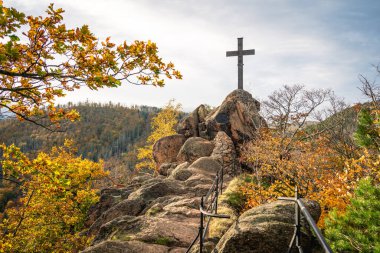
226 38 255 90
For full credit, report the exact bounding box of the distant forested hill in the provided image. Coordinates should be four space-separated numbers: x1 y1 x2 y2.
0 103 161 210
0 102 159 162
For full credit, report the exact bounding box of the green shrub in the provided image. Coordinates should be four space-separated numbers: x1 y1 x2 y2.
324 178 380 252
155 236 175 246
354 108 380 150
224 190 246 213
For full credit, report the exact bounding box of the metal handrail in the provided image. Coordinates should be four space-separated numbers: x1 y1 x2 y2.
186 167 230 253
204 176 217 202
279 187 333 253
200 204 230 219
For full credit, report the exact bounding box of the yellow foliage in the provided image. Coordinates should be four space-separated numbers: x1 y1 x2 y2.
0 141 107 253
0 3 181 129
136 100 181 171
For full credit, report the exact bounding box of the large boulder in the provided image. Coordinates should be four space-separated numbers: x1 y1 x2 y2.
153 134 186 169
215 199 322 253
177 104 210 138
200 89 266 145
158 196 200 219
177 137 215 164
144 195 200 221
187 157 221 178
87 198 146 235
88 179 189 235
83 89 273 253
211 131 239 176
183 157 223 196
91 215 197 249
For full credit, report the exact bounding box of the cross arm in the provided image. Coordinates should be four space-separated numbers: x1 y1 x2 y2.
226 49 255 57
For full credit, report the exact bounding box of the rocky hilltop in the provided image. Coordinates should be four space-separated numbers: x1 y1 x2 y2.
82 90 321 253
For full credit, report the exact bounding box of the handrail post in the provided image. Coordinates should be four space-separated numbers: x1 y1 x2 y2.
297 199 333 253
220 166 224 194
215 175 219 214
220 162 224 194
295 186 303 252
279 187 333 253
199 196 204 253
286 186 303 253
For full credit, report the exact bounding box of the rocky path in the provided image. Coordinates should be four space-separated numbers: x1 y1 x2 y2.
83 131 236 253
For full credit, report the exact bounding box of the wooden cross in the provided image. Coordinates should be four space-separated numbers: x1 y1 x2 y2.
226 37 255 90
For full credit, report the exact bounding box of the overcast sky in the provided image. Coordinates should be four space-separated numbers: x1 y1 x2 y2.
5 0 380 111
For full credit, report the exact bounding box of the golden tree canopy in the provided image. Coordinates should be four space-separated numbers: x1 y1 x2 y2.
136 100 181 171
0 140 107 252
0 2 181 129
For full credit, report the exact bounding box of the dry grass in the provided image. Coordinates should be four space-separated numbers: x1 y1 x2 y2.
208 177 246 238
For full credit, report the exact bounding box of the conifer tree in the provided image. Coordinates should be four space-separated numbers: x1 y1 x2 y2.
354 64 380 151
354 107 380 150
324 178 380 253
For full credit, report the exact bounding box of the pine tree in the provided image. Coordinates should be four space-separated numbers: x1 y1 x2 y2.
354 107 380 150
324 178 380 253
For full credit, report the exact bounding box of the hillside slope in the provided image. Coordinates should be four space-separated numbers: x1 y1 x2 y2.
0 102 159 162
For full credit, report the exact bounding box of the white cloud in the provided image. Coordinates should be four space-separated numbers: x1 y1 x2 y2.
4 0 380 110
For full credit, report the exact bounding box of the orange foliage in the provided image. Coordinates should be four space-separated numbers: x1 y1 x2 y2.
240 129 378 226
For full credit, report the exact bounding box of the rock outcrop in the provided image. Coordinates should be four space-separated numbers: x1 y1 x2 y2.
200 89 266 145
177 90 265 147
211 131 238 175
215 200 322 253
176 105 210 138
84 174 204 252
84 146 225 252
177 137 215 164
83 89 323 253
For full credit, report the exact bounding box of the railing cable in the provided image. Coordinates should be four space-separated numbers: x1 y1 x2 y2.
186 167 230 253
